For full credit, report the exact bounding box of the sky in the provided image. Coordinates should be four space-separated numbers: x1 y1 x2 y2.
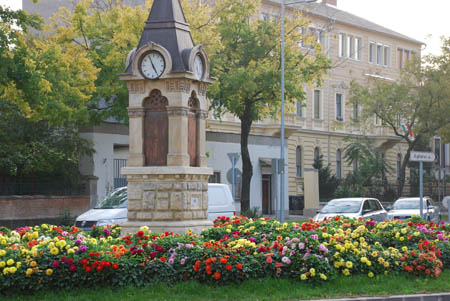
0 0 448 56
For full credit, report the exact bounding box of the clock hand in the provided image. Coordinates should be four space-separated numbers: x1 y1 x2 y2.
149 58 158 74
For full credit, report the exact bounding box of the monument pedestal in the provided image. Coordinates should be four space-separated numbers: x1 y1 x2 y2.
120 166 213 235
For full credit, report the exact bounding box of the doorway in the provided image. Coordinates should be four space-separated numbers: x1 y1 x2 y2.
262 175 272 215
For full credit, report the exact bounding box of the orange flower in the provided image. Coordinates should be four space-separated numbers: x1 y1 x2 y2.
205 258 212 265
206 265 212 275
236 263 243 270
220 258 227 264
276 235 283 241
266 256 273 264
275 262 283 268
226 264 232 271
213 272 221 280
211 257 217 263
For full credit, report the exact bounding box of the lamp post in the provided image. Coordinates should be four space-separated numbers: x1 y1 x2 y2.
280 0 317 222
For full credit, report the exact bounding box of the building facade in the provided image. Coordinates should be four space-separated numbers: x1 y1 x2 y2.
23 0 423 214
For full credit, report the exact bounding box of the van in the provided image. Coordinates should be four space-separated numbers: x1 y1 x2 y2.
75 183 235 230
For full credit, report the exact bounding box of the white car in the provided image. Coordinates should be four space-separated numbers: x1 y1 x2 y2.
387 197 440 222
313 198 387 222
75 183 236 230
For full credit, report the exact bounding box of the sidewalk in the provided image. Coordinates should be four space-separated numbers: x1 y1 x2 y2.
310 292 450 301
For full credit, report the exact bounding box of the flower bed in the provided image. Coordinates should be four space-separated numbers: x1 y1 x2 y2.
0 216 449 295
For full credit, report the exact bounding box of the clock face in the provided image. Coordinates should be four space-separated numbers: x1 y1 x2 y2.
140 51 165 79
194 54 204 80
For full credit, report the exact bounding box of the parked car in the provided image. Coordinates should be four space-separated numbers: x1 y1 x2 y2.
313 198 387 222
75 183 236 231
387 197 440 222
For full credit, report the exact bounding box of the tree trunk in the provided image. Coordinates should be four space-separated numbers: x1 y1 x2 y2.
398 145 414 197
239 103 253 214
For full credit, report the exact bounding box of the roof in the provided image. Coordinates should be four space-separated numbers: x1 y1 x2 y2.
265 1 423 45
124 0 195 75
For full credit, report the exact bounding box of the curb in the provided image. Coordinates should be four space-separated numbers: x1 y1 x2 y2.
309 292 450 301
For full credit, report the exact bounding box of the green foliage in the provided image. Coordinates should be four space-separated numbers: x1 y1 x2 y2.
241 206 261 219
313 154 338 201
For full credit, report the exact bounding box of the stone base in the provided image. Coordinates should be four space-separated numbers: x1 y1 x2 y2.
303 208 319 217
120 219 213 236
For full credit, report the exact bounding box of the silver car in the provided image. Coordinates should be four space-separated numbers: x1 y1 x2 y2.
313 198 387 222
387 197 440 222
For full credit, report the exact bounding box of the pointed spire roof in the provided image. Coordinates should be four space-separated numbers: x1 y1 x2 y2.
125 0 194 74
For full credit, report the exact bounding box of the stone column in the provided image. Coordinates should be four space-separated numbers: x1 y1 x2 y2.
303 168 320 217
197 110 208 167
167 107 190 166
127 108 145 166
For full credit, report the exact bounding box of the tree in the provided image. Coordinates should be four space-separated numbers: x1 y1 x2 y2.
0 4 97 186
208 1 330 212
350 38 450 196
313 154 338 201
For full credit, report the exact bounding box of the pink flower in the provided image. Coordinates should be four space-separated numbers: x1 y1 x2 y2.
298 242 305 250
281 256 291 264
52 260 60 268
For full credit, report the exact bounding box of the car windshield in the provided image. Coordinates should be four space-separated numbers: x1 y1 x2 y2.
320 200 362 214
392 199 423 210
95 188 128 209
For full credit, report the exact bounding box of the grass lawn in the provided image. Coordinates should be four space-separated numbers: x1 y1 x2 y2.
6 270 450 301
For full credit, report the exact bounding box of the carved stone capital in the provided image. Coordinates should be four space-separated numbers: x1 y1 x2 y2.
199 83 208 96
197 110 208 119
167 106 189 116
128 107 145 118
127 81 145 94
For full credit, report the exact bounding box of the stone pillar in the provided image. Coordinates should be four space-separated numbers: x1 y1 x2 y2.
166 107 190 166
127 108 145 166
303 168 320 217
197 110 208 167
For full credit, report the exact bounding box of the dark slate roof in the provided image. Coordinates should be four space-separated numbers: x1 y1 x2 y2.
124 0 195 74
266 0 423 45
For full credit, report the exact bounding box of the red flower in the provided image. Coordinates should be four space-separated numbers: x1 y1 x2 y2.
220 258 227 264
67 258 74 265
160 257 166 262
266 256 273 264
425 269 431 275
213 272 221 280
112 263 119 269
226 264 232 271
136 230 145 238
96 265 103 271
69 264 77 272
411 251 416 257
236 263 243 270
85 266 92 273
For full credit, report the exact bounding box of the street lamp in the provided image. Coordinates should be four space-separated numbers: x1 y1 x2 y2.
279 0 317 222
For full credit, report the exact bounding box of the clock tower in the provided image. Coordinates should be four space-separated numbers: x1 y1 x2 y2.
119 0 214 235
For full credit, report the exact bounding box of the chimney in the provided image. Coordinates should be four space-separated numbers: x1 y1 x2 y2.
322 0 337 6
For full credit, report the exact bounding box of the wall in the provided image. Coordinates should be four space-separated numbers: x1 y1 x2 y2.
206 132 289 215
0 196 89 228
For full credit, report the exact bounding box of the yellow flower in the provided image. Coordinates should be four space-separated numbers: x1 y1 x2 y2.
9 266 16 274
384 262 390 268
361 257 368 263
30 261 37 267
7 259 14 266
378 257 385 264
1 240 6 245
342 269 350 276
32 232 39 239
399 237 405 241
226 229 231 233
414 231 420 237
345 261 353 269
59 240 66 248
16 262 21 268
300 274 307 280
0 261 5 268
366 261 372 266
0 249 6 256
334 262 340 269
320 273 327 280
371 251 378 258
368 272 374 278
309 268 316 276
401 228 407 234
50 248 59 256
26 268 33 276
2 268 8 275
46 269 53 276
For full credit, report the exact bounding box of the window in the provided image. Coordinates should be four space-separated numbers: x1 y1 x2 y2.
384 46 390 66
397 154 402 180
314 147 321 166
296 100 302 117
398 48 415 69
376 44 382 64
209 171 221 183
353 103 359 121
369 42 375 63
296 146 303 177
301 27 324 49
353 159 358 173
374 114 382 125
336 93 343 121
336 149 342 179
370 41 390 66
340 34 361 60
339 33 346 57
113 159 128 189
313 90 321 119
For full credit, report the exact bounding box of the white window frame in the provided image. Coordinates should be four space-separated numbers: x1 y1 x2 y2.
335 92 344 121
370 41 391 66
313 89 322 120
369 42 375 64
339 33 346 57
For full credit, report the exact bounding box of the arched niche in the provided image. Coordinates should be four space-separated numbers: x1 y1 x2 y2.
188 91 199 167
143 89 168 166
